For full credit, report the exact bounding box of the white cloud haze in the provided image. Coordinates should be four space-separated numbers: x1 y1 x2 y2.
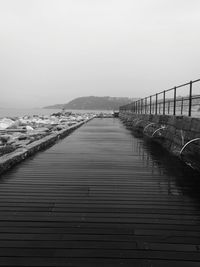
0 0 200 108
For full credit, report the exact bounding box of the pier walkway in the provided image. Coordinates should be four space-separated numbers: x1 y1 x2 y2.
0 118 200 266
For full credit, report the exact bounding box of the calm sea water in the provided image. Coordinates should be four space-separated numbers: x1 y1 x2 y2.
0 108 112 118
1 108 198 119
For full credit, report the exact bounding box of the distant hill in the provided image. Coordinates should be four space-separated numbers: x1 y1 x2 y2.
44 96 137 110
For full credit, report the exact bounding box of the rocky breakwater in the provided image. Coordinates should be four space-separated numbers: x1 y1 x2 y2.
0 112 95 174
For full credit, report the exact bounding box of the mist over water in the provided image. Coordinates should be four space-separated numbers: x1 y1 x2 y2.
1 0 200 108
0 108 112 118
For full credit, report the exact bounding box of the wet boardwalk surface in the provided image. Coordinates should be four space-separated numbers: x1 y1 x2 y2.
0 118 200 266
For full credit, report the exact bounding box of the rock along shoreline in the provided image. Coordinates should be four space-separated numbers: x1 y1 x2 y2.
0 114 95 175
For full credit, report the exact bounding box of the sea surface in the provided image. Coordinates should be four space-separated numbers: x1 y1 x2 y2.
1 107 199 118
0 108 112 118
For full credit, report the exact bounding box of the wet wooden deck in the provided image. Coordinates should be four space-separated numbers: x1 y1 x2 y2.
0 118 200 266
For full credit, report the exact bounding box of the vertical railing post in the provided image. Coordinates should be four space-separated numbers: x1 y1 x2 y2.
173 87 176 115
138 101 140 114
155 94 158 115
150 96 152 114
181 97 184 115
141 99 143 114
163 90 166 115
145 97 147 114
188 81 192 116
168 101 170 114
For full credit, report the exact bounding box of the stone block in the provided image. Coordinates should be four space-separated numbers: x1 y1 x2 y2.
180 117 192 131
190 118 200 133
152 115 160 124
158 115 170 125
167 116 176 126
174 116 185 130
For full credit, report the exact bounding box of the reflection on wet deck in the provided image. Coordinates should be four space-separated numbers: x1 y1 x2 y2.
0 118 200 267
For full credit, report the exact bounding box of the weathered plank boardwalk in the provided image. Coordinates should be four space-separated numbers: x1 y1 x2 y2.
0 118 200 266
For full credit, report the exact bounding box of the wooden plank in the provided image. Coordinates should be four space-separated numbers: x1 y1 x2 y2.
0 118 199 266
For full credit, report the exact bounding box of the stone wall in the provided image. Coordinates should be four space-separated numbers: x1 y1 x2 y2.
119 111 200 171
0 119 91 175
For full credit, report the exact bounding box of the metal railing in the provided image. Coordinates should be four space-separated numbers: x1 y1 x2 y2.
120 79 200 117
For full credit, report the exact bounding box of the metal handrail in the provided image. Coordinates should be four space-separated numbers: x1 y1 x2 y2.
120 79 200 117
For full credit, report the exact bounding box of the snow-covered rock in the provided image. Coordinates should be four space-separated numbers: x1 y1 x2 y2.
26 126 34 131
0 118 15 130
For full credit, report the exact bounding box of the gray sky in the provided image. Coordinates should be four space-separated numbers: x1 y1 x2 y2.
0 0 200 108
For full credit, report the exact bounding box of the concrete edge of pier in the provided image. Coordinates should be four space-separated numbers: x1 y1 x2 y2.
0 118 93 175
119 112 200 172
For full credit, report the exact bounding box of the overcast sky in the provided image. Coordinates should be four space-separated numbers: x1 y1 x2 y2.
0 0 200 108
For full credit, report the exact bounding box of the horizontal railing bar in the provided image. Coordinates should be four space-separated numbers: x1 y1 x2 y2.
191 78 200 83
119 78 200 117
138 79 200 103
